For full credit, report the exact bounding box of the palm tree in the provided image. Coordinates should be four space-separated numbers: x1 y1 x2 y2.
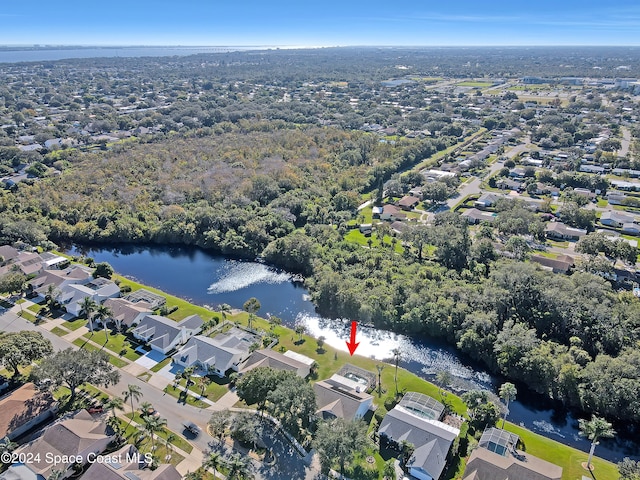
376 364 385 396
141 415 167 452
219 303 232 323
579 415 616 470
94 304 113 335
226 453 251 480
499 382 517 428
45 284 60 311
106 415 125 445
391 348 401 396
122 384 142 424
383 459 396 480
47 469 65 480
295 324 306 342
139 401 154 417
198 376 211 397
436 370 453 403
183 367 195 388
163 433 176 460
79 297 97 332
105 396 124 419
203 451 226 479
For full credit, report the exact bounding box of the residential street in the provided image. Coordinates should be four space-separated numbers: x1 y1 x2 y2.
0 307 320 479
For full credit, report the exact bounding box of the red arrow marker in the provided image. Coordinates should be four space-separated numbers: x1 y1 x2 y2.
346 321 359 356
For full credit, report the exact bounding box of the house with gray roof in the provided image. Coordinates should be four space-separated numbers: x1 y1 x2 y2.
132 314 203 354
378 403 460 480
58 277 121 317
600 210 637 228
172 327 258 376
463 428 562 480
313 374 373 421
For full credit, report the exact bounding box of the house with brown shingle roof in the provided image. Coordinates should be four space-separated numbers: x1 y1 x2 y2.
238 349 313 378
313 374 373 420
81 444 181 480
4 409 112 479
103 297 154 330
0 383 57 441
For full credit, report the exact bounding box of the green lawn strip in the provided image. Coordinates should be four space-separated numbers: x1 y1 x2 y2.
114 274 219 322
27 303 44 313
65 318 88 330
117 419 185 467
17 310 38 322
457 81 494 87
503 422 618 480
124 413 193 453
344 229 404 254
71 338 129 368
83 330 142 361
150 357 172 373
163 383 209 408
15 298 27 305
51 326 69 336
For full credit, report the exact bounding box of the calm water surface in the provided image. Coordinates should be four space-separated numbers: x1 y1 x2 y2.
66 244 638 461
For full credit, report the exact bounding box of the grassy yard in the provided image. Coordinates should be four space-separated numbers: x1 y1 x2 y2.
457 81 494 87
504 422 618 480
163 383 210 408
72 338 129 368
117 418 185 467
51 326 69 336
65 318 88 330
27 303 44 313
115 274 219 322
179 375 230 402
83 330 143 361
17 310 38 322
151 357 172 373
344 229 403 254
124 412 193 453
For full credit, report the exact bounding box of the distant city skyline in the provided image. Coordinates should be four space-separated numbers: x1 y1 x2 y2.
1 1 639 47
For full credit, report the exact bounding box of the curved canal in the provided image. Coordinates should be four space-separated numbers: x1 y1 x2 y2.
66 244 638 462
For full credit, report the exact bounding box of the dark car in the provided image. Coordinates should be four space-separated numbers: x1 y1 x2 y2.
183 421 201 435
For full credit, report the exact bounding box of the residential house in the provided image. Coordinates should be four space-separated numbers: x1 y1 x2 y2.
579 164 605 174
103 297 154 330
533 183 560 196
611 179 640 191
314 374 373 421
238 349 313 378
0 245 19 264
474 193 502 209
622 223 640 236
462 428 562 480
29 266 93 298
57 278 120 317
0 383 57 441
132 314 203 354
380 205 407 222
81 444 181 480
409 187 424 199
508 168 527 179
172 328 258 376
359 224 373 235
496 179 523 191
371 206 383 219
13 252 44 276
461 208 497 224
606 193 627 205
397 195 421 211
124 289 166 310
572 187 596 200
2 410 112 480
544 222 587 241
378 399 460 480
600 210 637 228
530 255 574 274
390 221 408 235
39 252 68 270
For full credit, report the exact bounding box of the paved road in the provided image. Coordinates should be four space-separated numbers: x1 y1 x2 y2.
619 126 632 158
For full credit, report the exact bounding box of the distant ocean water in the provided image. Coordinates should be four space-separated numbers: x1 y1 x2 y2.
0 46 262 63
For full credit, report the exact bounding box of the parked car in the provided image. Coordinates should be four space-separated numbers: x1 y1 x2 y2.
87 405 104 414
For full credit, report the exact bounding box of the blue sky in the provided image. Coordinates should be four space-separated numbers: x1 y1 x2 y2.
1 0 639 46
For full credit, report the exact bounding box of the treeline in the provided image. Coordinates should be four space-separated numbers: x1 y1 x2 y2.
297 216 640 421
